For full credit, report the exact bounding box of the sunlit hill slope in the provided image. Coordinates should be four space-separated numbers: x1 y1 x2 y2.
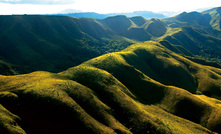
0 41 221 134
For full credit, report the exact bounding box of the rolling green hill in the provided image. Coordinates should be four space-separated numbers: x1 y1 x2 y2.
0 15 136 72
143 18 168 37
1 41 221 134
163 7 221 38
157 26 221 62
129 16 147 26
156 8 221 63
164 11 211 28
203 7 221 31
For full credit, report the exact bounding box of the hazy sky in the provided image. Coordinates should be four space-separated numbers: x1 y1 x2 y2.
0 0 221 15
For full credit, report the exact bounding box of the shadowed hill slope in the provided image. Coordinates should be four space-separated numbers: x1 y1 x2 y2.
203 7 221 31
99 15 153 41
163 8 221 38
0 60 34 75
149 8 221 64
164 11 211 28
129 16 147 26
0 15 137 72
157 26 221 62
0 41 221 134
158 40 193 57
143 18 168 37
100 15 135 34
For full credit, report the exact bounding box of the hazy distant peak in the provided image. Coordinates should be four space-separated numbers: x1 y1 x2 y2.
129 16 146 26
130 16 145 19
59 9 82 14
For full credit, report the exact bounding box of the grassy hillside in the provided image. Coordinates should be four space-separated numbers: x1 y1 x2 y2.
100 15 136 34
143 18 168 37
203 7 221 31
157 26 221 63
0 15 136 73
163 8 221 38
163 11 211 28
129 16 147 26
153 9 221 64
0 41 221 133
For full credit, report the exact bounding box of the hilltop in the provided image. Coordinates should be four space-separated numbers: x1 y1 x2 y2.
0 41 221 133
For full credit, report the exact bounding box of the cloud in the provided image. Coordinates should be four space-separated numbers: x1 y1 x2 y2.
0 0 76 4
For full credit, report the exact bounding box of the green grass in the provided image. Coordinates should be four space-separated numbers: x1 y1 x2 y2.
203 7 221 31
143 18 168 37
61 41 221 133
129 16 147 26
161 9 221 64
159 40 193 57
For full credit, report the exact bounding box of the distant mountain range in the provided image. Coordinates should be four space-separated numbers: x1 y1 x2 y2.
54 11 166 19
